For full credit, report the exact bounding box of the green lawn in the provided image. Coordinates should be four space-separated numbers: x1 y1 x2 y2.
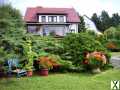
0 69 120 90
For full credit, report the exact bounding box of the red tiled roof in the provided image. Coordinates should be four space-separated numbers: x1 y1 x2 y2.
24 7 80 23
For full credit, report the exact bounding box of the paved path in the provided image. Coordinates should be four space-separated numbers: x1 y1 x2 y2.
110 56 120 68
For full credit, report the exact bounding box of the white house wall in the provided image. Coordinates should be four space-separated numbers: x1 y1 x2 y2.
69 23 78 33
38 16 42 22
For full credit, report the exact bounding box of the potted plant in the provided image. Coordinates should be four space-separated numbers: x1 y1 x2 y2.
37 56 53 76
83 51 107 73
25 65 33 77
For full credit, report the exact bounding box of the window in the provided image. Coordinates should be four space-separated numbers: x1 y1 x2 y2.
48 16 57 22
27 26 37 33
48 16 52 22
41 16 46 22
59 16 64 22
53 16 57 22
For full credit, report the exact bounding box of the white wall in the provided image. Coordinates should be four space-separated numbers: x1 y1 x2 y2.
39 16 42 22
69 23 78 33
83 15 102 34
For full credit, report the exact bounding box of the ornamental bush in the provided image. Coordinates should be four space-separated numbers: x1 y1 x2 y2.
103 26 120 51
61 33 107 65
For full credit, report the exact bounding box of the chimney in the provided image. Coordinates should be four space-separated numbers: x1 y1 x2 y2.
36 6 43 8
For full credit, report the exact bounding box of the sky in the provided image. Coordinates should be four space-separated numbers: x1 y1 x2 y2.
7 0 120 17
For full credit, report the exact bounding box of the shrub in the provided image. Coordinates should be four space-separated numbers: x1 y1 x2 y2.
37 54 61 70
37 56 53 70
36 54 74 72
29 36 63 55
47 54 74 72
106 42 117 49
61 33 106 65
103 26 120 51
58 59 74 72
22 39 37 71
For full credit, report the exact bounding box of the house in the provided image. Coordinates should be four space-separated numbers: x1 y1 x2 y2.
83 15 102 34
24 6 80 36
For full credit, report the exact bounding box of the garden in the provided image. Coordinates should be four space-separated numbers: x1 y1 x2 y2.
0 4 120 90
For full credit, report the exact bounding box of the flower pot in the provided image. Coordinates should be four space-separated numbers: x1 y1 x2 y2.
39 69 48 76
27 70 33 77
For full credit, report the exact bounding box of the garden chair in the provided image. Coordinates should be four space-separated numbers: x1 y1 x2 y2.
7 58 27 78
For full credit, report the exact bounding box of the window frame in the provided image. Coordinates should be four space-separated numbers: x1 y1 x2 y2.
59 16 64 22
41 16 46 22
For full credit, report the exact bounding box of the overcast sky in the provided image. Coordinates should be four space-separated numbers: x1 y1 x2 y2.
8 0 120 17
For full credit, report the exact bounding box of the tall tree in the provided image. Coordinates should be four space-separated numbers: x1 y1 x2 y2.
100 10 111 31
91 11 114 32
78 16 86 32
91 13 102 32
0 4 25 52
111 13 120 27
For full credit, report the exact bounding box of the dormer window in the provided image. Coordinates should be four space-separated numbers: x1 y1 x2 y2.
39 15 66 23
41 16 46 22
53 16 57 22
48 16 57 22
59 16 64 22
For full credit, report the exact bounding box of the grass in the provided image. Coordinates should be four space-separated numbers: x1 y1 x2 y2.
0 69 120 90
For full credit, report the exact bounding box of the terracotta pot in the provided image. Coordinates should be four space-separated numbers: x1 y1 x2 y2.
27 70 33 77
39 69 48 76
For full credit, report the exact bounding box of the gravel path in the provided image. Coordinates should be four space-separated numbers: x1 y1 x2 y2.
110 56 120 68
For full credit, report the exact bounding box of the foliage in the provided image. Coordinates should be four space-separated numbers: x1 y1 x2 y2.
103 26 120 50
0 4 25 64
78 16 86 32
23 39 37 71
111 13 120 27
0 4 25 44
100 11 111 31
96 34 107 46
61 33 106 65
37 54 60 70
37 53 74 72
91 11 120 32
37 56 53 70
106 42 117 50
104 27 117 40
0 47 8 63
91 13 103 31
30 36 62 54
58 60 74 72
